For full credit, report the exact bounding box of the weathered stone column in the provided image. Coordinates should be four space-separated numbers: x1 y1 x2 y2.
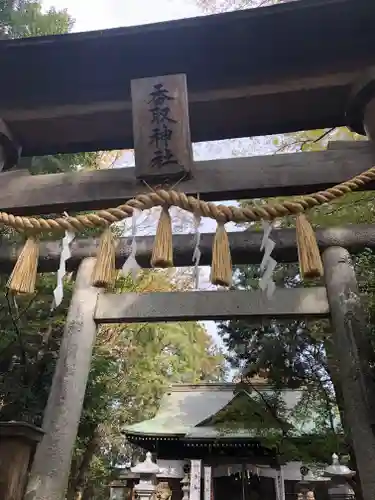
131 452 160 500
25 257 103 500
346 69 375 498
323 247 375 500
0 422 43 500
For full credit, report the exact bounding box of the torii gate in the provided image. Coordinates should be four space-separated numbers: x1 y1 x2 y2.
0 1 375 500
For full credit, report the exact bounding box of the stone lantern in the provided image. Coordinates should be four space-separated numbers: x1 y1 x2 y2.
181 463 190 500
131 452 160 500
296 466 315 500
323 454 355 499
110 480 126 500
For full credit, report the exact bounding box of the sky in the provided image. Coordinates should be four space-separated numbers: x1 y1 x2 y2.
42 0 202 31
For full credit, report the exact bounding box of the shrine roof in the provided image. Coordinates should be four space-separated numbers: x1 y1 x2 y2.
1 0 375 156
123 382 307 440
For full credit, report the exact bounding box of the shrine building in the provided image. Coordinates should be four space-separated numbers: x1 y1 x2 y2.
115 380 335 500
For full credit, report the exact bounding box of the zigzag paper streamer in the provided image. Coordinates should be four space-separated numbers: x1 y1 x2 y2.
192 213 201 289
122 208 141 280
259 220 276 298
52 229 75 309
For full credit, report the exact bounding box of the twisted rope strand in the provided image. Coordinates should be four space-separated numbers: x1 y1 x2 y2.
2 166 375 233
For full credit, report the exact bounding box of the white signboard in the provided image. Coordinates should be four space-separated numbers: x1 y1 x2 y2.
275 467 286 500
204 466 212 500
189 460 202 500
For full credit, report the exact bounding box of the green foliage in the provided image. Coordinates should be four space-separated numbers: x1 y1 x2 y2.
22 152 100 175
217 262 347 462
0 273 74 423
0 0 73 38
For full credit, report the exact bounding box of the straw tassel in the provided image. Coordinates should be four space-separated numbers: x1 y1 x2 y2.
91 227 116 288
7 235 39 294
151 206 173 268
210 222 232 287
296 213 323 279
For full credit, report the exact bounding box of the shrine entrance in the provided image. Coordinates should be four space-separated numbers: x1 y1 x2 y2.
213 468 278 500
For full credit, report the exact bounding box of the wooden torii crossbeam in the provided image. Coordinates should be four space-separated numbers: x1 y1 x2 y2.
1 222 375 274
1 2 375 500
94 288 330 324
0 141 372 215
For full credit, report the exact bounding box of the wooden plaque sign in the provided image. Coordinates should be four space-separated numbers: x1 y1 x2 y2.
131 73 193 183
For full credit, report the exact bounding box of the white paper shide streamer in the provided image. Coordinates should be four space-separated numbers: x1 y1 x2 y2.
259 220 277 298
204 466 212 500
52 229 75 309
192 213 202 289
189 459 202 500
275 467 286 500
122 208 141 280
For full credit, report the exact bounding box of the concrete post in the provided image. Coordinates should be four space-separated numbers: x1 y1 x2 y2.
323 248 375 500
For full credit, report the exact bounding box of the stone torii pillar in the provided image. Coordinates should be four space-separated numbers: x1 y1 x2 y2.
25 258 103 500
323 247 375 500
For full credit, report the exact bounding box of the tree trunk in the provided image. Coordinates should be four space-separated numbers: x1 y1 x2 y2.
82 484 96 500
66 428 101 500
